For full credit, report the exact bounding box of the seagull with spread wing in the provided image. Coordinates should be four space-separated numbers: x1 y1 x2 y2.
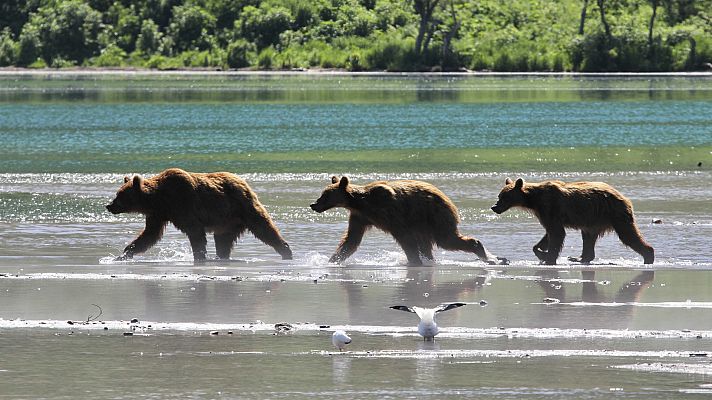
390 302 466 341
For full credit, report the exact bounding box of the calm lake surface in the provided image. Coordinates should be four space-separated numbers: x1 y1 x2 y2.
1 72 712 399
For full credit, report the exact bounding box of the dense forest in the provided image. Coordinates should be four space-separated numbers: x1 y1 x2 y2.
0 0 710 72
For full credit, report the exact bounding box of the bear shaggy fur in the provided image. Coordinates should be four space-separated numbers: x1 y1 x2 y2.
491 178 654 265
310 176 506 265
106 168 292 261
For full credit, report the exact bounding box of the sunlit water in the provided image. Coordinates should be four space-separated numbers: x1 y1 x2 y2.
1 73 712 399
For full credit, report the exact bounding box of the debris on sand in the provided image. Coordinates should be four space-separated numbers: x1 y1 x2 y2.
274 322 294 334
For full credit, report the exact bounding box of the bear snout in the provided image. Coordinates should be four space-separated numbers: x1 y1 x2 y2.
106 202 121 215
310 203 324 213
491 204 504 214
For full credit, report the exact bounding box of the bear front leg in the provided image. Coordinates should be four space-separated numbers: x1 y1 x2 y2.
568 231 597 264
395 235 424 266
417 241 435 263
116 216 165 261
187 229 208 262
330 216 367 264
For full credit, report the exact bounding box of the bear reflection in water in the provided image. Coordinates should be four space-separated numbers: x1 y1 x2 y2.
311 176 508 266
491 178 654 265
106 168 292 262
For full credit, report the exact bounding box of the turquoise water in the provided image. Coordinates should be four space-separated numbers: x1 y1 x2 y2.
1 73 712 399
1 73 711 174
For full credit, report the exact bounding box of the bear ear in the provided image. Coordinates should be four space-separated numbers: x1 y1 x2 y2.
132 175 143 191
123 176 130 183
505 178 513 185
515 178 524 189
339 176 349 190
331 176 338 184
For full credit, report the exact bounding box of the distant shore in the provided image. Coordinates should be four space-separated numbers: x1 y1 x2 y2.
0 67 711 78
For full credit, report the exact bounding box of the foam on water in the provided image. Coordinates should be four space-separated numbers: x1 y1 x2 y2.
2 318 710 341
615 363 712 376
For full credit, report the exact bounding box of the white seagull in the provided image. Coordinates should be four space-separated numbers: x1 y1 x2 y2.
390 302 466 341
332 330 352 351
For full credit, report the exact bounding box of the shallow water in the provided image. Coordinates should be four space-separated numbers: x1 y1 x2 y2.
1 73 712 399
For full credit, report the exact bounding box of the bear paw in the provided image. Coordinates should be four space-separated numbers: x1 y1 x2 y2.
487 256 509 265
114 253 133 262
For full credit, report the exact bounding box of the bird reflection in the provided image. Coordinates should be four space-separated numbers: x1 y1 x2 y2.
331 355 352 385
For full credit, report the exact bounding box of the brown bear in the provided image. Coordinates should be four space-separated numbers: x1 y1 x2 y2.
106 168 292 262
310 176 507 265
491 178 654 265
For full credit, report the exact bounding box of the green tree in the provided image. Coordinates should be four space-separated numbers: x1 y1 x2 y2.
107 3 142 52
136 18 163 54
226 38 255 68
22 0 103 65
168 5 217 52
0 0 40 37
412 0 440 55
201 0 259 30
0 28 18 66
17 23 41 66
238 4 292 49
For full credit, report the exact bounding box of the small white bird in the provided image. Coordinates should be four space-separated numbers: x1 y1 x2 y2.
332 330 352 351
390 302 466 341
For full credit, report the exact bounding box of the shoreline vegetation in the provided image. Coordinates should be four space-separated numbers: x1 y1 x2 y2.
0 1 710 73
2 68 712 76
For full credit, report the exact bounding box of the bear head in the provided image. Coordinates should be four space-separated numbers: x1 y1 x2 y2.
491 178 525 214
106 175 146 215
310 176 352 213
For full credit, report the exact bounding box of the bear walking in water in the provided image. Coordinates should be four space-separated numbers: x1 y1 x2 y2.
310 176 506 265
491 178 654 265
106 168 292 262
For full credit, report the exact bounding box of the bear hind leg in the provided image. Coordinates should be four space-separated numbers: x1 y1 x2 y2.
437 232 505 265
214 232 240 260
246 213 292 260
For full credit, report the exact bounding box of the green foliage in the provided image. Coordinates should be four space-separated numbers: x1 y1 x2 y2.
364 34 418 71
17 22 42 66
135 19 162 54
226 39 255 68
0 28 19 66
257 46 277 69
1 0 710 71
88 43 127 67
21 0 103 65
238 4 292 50
107 4 142 52
168 5 217 52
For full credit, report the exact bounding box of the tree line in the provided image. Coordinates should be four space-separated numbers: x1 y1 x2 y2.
0 0 709 72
